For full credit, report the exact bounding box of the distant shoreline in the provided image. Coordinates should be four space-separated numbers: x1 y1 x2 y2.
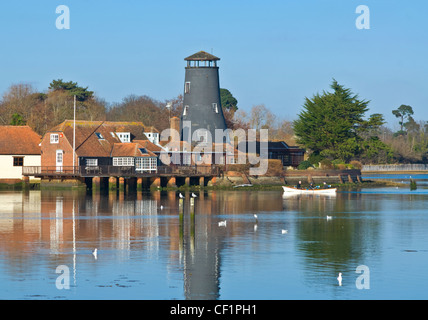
362 171 428 174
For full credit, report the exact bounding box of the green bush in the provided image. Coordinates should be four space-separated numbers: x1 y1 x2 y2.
332 159 345 165
308 153 324 165
297 160 313 170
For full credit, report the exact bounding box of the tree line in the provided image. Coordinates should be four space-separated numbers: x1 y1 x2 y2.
293 79 428 165
0 80 295 143
1 79 426 164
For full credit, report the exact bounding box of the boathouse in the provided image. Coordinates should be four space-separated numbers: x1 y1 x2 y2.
0 125 41 184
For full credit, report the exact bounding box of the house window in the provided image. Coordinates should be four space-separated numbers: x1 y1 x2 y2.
113 157 134 166
13 157 24 167
86 159 98 167
135 157 157 172
212 103 218 113
50 134 59 144
183 105 189 116
185 82 190 94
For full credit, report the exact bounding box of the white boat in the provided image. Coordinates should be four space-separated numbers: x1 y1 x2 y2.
282 186 337 194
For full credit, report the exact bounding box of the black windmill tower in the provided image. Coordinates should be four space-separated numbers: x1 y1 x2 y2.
180 51 228 144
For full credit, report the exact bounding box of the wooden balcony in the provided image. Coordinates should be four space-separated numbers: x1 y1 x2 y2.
22 165 222 178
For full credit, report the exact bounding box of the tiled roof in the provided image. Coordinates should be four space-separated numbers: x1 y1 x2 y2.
111 143 156 157
133 139 163 152
184 51 220 61
0 126 41 155
47 120 157 157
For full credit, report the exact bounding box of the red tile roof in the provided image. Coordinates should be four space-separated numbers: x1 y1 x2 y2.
0 126 41 155
47 120 157 157
133 139 163 152
111 143 156 157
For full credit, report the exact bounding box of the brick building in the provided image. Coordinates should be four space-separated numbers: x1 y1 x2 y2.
40 120 160 173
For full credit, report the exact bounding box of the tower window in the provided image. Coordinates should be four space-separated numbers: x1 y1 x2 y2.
183 105 189 116
212 103 218 113
185 82 190 94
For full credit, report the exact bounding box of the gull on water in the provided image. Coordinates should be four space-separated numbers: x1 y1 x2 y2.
281 229 288 234
337 272 342 286
218 220 227 227
92 248 98 259
326 215 332 220
254 214 258 221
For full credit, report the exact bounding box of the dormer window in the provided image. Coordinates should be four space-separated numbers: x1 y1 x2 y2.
50 134 59 144
144 132 159 144
95 132 104 140
116 132 130 143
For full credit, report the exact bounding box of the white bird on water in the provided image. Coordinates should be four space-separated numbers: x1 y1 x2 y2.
254 214 258 221
337 272 342 286
218 220 227 227
326 215 332 220
160 205 164 210
281 229 288 234
179 193 184 199
191 193 198 198
92 248 98 259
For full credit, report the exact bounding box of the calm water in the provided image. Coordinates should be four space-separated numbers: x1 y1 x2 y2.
1 183 428 300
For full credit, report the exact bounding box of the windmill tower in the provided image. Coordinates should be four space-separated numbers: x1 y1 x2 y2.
180 51 228 144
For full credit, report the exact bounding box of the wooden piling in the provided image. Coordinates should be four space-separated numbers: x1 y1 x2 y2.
92 176 101 191
167 176 177 188
119 177 125 192
137 177 143 191
109 176 117 191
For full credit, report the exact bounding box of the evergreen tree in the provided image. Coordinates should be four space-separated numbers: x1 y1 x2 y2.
293 79 386 162
49 79 94 101
220 88 238 111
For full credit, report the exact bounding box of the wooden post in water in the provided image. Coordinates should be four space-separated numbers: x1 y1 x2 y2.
190 197 195 253
137 177 143 192
151 177 161 189
179 198 184 239
178 197 184 263
109 177 117 192
348 174 353 183
338 175 344 184
167 176 177 188
92 176 101 192
119 177 125 193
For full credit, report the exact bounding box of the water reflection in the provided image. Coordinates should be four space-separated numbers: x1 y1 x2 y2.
1 188 428 299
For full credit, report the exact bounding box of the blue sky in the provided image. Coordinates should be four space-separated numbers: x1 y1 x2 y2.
0 0 427 128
